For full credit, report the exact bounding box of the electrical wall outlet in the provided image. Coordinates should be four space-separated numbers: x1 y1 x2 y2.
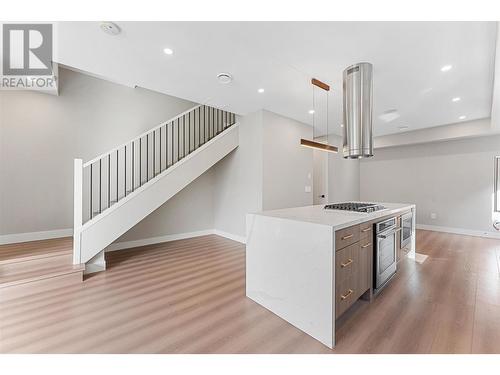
305 186 312 193
430 212 437 220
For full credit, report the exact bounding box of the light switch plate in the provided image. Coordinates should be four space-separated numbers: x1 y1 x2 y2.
305 186 312 193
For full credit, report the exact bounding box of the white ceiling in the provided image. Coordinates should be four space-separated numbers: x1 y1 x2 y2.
55 22 497 136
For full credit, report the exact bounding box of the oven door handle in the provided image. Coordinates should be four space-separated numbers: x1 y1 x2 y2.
377 228 401 239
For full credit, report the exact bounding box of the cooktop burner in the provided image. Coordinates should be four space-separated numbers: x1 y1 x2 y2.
324 202 385 213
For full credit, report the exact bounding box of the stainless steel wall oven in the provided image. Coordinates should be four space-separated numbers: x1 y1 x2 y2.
400 211 413 248
374 217 399 293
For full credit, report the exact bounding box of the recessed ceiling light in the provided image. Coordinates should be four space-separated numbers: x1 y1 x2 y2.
308 110 315 115
258 88 265 93
163 48 174 55
100 22 121 36
452 97 461 102
398 126 409 131
441 65 452 72
217 73 233 84
459 115 466 120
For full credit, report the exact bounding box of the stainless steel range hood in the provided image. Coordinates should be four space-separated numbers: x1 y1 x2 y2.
342 62 373 159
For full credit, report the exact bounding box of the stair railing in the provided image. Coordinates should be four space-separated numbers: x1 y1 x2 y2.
73 104 236 233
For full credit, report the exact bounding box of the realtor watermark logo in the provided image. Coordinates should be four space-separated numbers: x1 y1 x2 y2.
1 23 57 90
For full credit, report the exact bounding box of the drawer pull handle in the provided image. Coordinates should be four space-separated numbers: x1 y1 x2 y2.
361 227 371 233
341 289 354 300
341 234 354 240
340 259 353 268
361 242 372 248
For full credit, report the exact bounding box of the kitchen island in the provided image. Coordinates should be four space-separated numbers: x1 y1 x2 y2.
245 202 416 349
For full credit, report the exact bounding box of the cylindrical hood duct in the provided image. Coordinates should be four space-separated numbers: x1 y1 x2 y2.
342 62 373 159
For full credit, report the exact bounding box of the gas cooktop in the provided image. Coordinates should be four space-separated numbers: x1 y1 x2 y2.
324 202 385 213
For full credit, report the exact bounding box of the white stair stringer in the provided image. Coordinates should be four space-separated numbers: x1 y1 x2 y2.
74 123 239 264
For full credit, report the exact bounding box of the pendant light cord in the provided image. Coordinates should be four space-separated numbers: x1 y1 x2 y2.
312 85 315 140
326 89 329 145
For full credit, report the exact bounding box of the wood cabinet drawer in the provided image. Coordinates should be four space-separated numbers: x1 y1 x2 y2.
360 222 373 239
336 275 358 318
335 225 360 250
335 242 359 283
358 238 373 298
335 242 360 318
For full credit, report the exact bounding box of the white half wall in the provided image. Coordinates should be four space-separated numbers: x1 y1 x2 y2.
0 67 196 237
360 134 500 236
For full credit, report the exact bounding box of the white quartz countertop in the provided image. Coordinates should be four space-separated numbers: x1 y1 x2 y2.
252 202 415 231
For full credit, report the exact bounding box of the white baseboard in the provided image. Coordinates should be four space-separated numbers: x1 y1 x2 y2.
0 226 246 249
416 224 500 239
106 229 215 252
213 229 246 244
0 228 73 245
107 228 246 252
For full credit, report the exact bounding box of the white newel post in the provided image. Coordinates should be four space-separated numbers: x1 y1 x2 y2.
73 158 83 265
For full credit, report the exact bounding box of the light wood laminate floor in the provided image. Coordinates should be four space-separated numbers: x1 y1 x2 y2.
1 230 499 353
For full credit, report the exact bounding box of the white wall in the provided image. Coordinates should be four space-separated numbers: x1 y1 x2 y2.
261 110 313 210
213 109 316 238
213 111 263 239
327 134 360 202
115 170 215 242
1 70 320 244
360 134 500 235
0 67 203 238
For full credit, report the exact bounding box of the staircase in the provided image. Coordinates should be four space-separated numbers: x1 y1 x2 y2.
0 237 84 302
73 104 238 267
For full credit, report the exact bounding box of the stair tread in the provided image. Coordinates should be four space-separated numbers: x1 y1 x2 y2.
0 237 73 265
0 263 84 288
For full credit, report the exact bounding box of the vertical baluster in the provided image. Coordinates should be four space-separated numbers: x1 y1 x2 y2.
146 134 149 181
203 106 206 144
90 163 93 219
116 150 119 201
183 115 186 158
99 159 102 213
108 154 110 208
188 112 191 154
125 145 127 196
132 141 135 191
139 138 142 185
153 130 156 176
197 107 200 149
165 124 168 168
176 118 179 163
159 127 162 173
211 107 214 138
